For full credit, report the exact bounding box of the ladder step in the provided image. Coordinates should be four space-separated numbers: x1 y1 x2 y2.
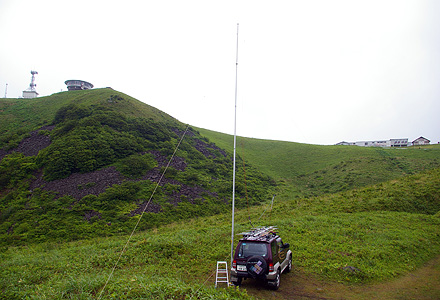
215 261 230 288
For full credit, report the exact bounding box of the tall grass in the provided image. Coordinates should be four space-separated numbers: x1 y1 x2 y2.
1 168 439 298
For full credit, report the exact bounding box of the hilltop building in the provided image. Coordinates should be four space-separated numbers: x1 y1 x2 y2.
22 71 39 98
412 136 430 146
390 139 409 147
335 141 354 146
65 80 93 91
336 138 409 147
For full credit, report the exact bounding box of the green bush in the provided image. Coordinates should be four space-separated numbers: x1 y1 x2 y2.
0 153 37 189
37 103 177 181
116 153 157 178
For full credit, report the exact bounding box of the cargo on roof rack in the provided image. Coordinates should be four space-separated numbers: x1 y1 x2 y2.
238 226 278 240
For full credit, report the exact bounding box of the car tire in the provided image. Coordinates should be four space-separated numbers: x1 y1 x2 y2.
269 270 280 290
246 256 267 279
284 255 292 273
232 277 242 286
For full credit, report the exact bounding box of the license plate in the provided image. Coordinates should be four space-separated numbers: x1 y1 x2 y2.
237 265 246 271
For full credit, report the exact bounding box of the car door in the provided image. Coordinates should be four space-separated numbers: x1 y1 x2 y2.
276 238 287 269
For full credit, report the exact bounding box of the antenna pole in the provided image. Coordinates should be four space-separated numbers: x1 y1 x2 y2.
4 83 7 98
230 23 239 269
29 71 38 91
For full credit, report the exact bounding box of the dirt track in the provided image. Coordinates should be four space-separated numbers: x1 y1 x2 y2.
238 255 440 300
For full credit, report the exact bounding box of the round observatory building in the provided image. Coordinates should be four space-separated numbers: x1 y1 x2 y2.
65 80 94 91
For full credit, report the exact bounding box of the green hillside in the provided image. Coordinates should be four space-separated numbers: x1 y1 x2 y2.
0 89 178 150
1 89 439 299
197 128 440 197
0 89 275 245
1 167 439 299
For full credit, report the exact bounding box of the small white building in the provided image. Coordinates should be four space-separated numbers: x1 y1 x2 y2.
354 140 391 147
335 141 355 146
390 138 409 147
336 138 408 147
22 90 38 98
412 136 430 146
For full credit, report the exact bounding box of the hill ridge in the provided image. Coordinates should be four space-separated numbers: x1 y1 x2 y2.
0 89 275 245
0 89 439 246
0 89 439 299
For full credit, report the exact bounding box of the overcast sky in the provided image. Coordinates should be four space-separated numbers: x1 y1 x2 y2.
1 0 439 145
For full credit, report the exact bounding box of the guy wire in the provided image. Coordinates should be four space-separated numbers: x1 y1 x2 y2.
97 124 190 300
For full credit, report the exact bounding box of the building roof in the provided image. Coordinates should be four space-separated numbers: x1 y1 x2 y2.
412 136 430 143
64 80 94 90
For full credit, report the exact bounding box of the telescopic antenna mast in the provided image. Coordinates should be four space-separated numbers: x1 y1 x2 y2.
230 23 239 269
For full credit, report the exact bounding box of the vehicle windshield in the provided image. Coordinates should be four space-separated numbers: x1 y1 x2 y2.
238 242 267 258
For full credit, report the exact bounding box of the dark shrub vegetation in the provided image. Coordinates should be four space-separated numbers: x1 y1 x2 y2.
0 95 276 245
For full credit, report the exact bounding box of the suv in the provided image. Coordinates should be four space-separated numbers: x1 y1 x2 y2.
230 226 292 290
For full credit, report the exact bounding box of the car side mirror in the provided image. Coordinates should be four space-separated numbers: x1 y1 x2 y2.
283 243 290 249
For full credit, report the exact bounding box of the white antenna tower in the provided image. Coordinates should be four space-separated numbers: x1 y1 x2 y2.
22 70 39 98
29 71 38 91
3 83 7 98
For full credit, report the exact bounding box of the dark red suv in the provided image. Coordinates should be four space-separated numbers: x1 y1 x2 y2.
230 227 292 290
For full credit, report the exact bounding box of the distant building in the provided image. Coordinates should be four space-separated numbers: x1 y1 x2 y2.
354 140 391 147
65 80 94 91
412 136 430 146
22 90 38 99
390 138 409 147
23 71 39 98
336 138 408 148
335 141 354 146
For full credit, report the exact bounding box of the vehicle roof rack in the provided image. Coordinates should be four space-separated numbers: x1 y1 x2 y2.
237 226 278 241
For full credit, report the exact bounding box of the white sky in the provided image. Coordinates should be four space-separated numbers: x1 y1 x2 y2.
1 0 439 145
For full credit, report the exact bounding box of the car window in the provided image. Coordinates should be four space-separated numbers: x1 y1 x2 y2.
238 242 268 258
277 238 283 249
271 241 278 262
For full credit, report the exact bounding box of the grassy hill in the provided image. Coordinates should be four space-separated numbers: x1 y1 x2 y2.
0 89 179 150
0 89 439 299
197 128 440 197
1 167 439 299
0 89 275 245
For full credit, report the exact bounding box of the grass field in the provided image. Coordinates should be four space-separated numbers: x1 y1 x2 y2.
197 127 440 198
1 167 439 299
1 90 439 299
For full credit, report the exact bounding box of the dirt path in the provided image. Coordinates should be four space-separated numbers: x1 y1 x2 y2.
240 255 440 300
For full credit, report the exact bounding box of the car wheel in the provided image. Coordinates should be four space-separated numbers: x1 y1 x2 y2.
232 277 242 286
270 270 280 290
284 256 292 273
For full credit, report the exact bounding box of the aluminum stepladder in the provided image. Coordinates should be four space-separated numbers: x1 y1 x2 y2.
215 261 230 287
